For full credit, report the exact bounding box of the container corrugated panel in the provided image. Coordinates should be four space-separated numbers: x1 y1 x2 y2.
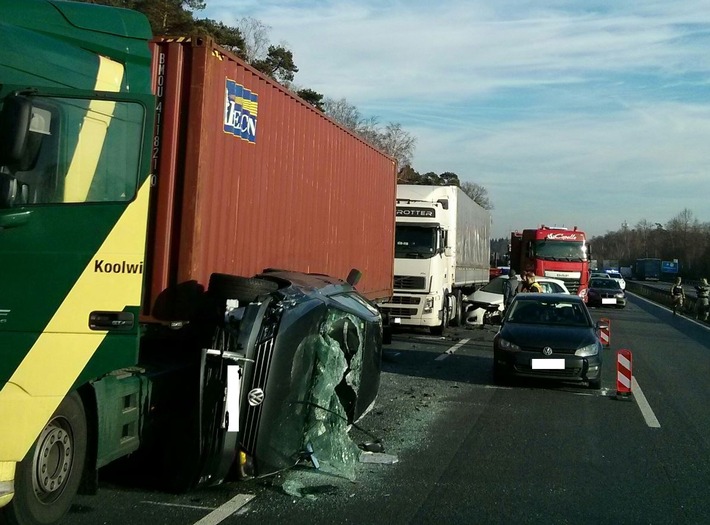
146 37 396 318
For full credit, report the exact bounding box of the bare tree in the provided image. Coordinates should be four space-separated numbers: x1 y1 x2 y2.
236 17 271 62
373 123 416 169
460 181 493 210
322 97 362 130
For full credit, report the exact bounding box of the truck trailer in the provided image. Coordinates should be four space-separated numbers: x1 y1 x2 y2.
380 185 491 335
0 2 397 524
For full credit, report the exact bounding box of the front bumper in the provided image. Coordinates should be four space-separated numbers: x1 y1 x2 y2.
494 350 602 383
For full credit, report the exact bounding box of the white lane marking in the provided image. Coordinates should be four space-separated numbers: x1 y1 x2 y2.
193 494 255 525
632 376 661 428
142 501 215 511
435 338 470 361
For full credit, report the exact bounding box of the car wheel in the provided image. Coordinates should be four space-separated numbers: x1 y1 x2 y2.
209 273 278 302
382 325 392 345
588 376 602 390
2 393 87 525
493 364 508 385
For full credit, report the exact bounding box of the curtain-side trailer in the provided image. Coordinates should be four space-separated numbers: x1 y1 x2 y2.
381 185 491 335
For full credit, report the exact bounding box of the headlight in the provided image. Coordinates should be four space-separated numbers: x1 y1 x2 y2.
423 297 434 313
575 343 599 357
615 293 624 299
497 338 521 351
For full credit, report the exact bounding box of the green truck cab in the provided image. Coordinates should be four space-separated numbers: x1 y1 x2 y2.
0 2 154 523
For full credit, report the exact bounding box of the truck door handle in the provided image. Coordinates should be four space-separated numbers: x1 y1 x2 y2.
89 311 135 331
0 210 32 230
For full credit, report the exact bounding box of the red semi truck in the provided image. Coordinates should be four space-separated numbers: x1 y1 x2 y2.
0 4 396 524
510 226 591 299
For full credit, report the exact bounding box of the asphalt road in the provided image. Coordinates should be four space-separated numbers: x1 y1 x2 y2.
63 292 710 525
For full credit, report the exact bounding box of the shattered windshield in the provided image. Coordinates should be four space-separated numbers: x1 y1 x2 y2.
394 225 438 259
298 308 368 481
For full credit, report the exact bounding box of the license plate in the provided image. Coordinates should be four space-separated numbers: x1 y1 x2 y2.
531 358 565 370
602 298 616 305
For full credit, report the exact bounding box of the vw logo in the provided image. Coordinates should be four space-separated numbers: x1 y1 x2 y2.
247 388 265 406
542 347 553 356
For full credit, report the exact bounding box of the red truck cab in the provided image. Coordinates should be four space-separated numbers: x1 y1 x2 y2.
510 226 591 300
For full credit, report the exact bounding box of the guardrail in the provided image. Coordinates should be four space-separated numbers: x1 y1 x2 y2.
626 281 706 320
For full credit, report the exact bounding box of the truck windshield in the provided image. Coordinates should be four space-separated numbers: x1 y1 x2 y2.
533 240 587 261
0 95 144 206
395 225 438 259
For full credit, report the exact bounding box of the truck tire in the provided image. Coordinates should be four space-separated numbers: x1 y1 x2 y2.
430 295 449 336
208 273 278 304
1 393 87 525
450 289 463 327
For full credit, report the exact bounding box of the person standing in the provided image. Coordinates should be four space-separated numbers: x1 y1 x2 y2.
520 272 543 293
503 269 519 310
670 277 685 316
695 278 709 321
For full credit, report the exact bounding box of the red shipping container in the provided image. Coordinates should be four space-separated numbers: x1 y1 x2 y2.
145 37 396 319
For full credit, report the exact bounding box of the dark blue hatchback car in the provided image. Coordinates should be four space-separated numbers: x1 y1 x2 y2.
493 293 605 389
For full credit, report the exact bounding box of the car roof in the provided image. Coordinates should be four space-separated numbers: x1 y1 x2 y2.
512 292 583 302
498 275 567 286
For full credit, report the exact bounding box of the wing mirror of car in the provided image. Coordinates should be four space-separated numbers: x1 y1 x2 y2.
595 320 609 331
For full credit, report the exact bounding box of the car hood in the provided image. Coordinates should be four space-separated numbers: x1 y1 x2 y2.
499 323 598 352
470 290 503 306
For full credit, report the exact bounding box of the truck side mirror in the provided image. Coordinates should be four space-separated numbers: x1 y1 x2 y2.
0 95 33 166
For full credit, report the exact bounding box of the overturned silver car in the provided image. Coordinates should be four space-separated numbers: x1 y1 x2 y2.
205 269 383 481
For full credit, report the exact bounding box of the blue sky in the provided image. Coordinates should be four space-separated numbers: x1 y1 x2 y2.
201 0 710 239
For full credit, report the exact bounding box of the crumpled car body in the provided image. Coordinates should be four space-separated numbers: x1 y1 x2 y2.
227 270 383 477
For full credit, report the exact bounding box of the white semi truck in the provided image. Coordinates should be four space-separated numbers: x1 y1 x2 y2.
381 185 491 335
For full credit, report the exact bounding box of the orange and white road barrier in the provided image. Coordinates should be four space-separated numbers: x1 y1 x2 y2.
616 349 633 399
599 317 611 347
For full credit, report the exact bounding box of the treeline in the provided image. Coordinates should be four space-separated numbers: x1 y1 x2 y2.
590 209 710 279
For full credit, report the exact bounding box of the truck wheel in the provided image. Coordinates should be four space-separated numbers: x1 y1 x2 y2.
450 290 463 327
2 393 87 525
430 296 449 336
208 273 278 304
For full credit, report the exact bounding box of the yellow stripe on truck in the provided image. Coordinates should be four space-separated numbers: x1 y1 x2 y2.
64 55 124 202
0 178 150 460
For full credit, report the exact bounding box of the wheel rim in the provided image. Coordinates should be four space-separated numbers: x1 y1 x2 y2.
32 417 74 503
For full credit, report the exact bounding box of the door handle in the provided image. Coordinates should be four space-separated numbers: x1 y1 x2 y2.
89 311 135 331
0 210 32 229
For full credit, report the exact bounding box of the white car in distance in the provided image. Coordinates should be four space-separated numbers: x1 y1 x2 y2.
604 270 626 290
